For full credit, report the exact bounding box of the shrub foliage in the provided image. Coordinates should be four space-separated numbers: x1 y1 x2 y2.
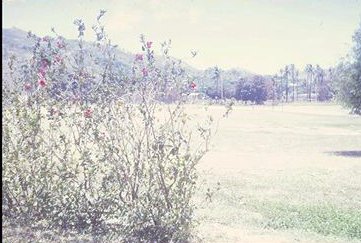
2 11 225 242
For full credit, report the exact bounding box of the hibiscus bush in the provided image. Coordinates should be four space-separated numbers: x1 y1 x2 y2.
2 11 230 242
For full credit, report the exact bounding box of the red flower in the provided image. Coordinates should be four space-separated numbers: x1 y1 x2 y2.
142 68 148 77
37 60 48 77
190 82 197 89
55 55 62 63
146 41 153 49
24 83 32 91
135 54 143 61
38 78 46 87
57 41 65 49
84 108 93 118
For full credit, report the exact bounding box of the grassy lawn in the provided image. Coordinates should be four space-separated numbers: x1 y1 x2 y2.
253 200 361 238
194 103 361 243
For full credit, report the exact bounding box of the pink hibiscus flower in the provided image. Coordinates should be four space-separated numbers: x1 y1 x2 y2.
135 54 143 61
146 41 153 49
24 83 32 91
38 78 46 87
84 108 93 118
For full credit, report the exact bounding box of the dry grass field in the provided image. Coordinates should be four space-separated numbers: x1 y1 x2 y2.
193 103 361 243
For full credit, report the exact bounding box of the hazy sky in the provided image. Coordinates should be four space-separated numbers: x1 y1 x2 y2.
3 0 361 74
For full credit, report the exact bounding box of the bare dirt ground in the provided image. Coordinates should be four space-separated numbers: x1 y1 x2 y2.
193 103 361 243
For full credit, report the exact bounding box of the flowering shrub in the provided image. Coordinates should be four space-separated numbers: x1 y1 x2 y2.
2 11 231 241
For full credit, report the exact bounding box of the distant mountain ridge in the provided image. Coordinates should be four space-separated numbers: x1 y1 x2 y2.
2 27 256 92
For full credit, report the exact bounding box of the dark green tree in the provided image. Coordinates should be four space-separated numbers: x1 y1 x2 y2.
333 22 361 114
235 76 267 104
251 75 268 104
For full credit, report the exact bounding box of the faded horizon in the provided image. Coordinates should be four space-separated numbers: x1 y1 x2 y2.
3 0 361 75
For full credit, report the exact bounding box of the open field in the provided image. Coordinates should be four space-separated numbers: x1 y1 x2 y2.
193 103 361 243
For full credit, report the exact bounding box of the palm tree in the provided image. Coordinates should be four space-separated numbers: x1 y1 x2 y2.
295 69 299 101
273 75 277 103
279 68 284 102
305 64 314 101
288 64 296 102
315 65 328 101
213 66 221 99
284 65 290 102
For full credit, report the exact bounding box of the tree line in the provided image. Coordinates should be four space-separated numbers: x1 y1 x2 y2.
200 21 360 114
203 63 334 105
